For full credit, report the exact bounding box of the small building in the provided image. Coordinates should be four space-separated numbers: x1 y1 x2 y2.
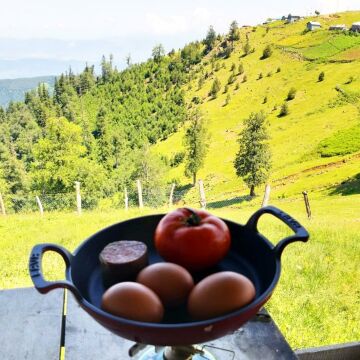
329 24 347 31
307 21 321 31
350 22 360 32
287 14 301 23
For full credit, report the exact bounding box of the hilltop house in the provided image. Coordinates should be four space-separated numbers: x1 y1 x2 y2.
329 24 347 31
286 14 301 23
350 22 360 32
307 21 321 31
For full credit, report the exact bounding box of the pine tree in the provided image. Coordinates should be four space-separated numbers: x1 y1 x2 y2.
243 40 251 56
209 77 221 99
229 21 240 42
234 112 271 196
152 44 165 62
184 108 209 185
204 26 217 53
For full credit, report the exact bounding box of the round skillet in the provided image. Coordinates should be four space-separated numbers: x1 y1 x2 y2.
29 206 309 346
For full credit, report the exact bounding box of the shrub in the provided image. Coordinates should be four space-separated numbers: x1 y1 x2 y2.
287 87 297 101
238 63 244 74
230 63 236 71
170 152 185 167
228 72 236 85
318 71 325 82
267 72 272 77
345 76 354 84
192 96 201 104
224 85 229 93
279 103 289 117
198 77 205 90
243 41 251 56
258 72 263 80
235 82 240 90
214 62 221 72
262 45 273 59
242 74 248 83
263 96 268 104
276 67 281 73
209 77 221 98
224 94 231 106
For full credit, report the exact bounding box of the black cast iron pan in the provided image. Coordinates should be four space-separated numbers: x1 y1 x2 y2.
29 206 309 345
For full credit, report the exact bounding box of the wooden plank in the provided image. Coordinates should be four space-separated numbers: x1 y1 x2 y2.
65 294 296 359
0 287 64 360
65 292 133 359
202 308 298 359
296 341 360 360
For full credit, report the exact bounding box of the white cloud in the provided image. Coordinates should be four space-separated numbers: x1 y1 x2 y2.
145 13 189 35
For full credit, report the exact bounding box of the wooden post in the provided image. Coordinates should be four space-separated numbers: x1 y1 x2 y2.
0 193 5 215
261 184 271 207
302 191 311 219
198 180 206 209
136 180 143 209
75 181 82 215
35 196 44 216
168 183 175 208
124 187 128 211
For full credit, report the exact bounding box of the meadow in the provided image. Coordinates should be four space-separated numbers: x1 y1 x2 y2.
1 193 359 350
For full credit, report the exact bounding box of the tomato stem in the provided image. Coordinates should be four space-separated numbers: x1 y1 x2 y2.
184 207 201 226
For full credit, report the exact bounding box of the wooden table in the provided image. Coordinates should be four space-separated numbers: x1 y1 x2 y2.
0 287 298 359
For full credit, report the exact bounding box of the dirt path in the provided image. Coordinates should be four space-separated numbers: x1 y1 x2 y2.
273 152 360 186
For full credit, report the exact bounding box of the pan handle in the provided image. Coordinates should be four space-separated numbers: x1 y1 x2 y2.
29 243 81 300
246 206 309 258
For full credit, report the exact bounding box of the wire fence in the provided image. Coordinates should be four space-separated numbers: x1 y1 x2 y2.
0 181 312 219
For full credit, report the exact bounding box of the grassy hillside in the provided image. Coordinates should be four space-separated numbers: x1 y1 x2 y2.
154 11 360 205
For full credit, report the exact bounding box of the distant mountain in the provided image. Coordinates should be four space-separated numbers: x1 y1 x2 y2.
0 58 87 79
0 75 56 107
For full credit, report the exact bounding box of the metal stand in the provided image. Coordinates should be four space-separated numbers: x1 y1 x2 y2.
129 344 222 360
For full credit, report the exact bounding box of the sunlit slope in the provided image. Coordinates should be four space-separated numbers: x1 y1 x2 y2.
154 11 360 202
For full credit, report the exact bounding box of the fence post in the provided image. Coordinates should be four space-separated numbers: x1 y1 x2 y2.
75 181 82 215
136 180 143 209
124 187 129 211
198 179 206 209
261 184 271 207
0 193 5 215
168 183 175 208
36 196 44 216
302 191 311 219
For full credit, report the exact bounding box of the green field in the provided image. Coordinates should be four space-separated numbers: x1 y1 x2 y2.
1 194 359 350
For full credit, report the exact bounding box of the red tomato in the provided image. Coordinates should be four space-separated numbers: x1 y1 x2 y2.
154 208 231 271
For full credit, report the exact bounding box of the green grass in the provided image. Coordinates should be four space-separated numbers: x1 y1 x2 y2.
319 124 360 156
1 195 359 350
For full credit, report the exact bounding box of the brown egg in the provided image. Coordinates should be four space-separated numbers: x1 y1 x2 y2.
136 262 194 308
101 282 164 322
188 271 256 320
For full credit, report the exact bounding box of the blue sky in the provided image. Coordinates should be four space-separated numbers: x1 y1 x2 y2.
0 0 359 78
